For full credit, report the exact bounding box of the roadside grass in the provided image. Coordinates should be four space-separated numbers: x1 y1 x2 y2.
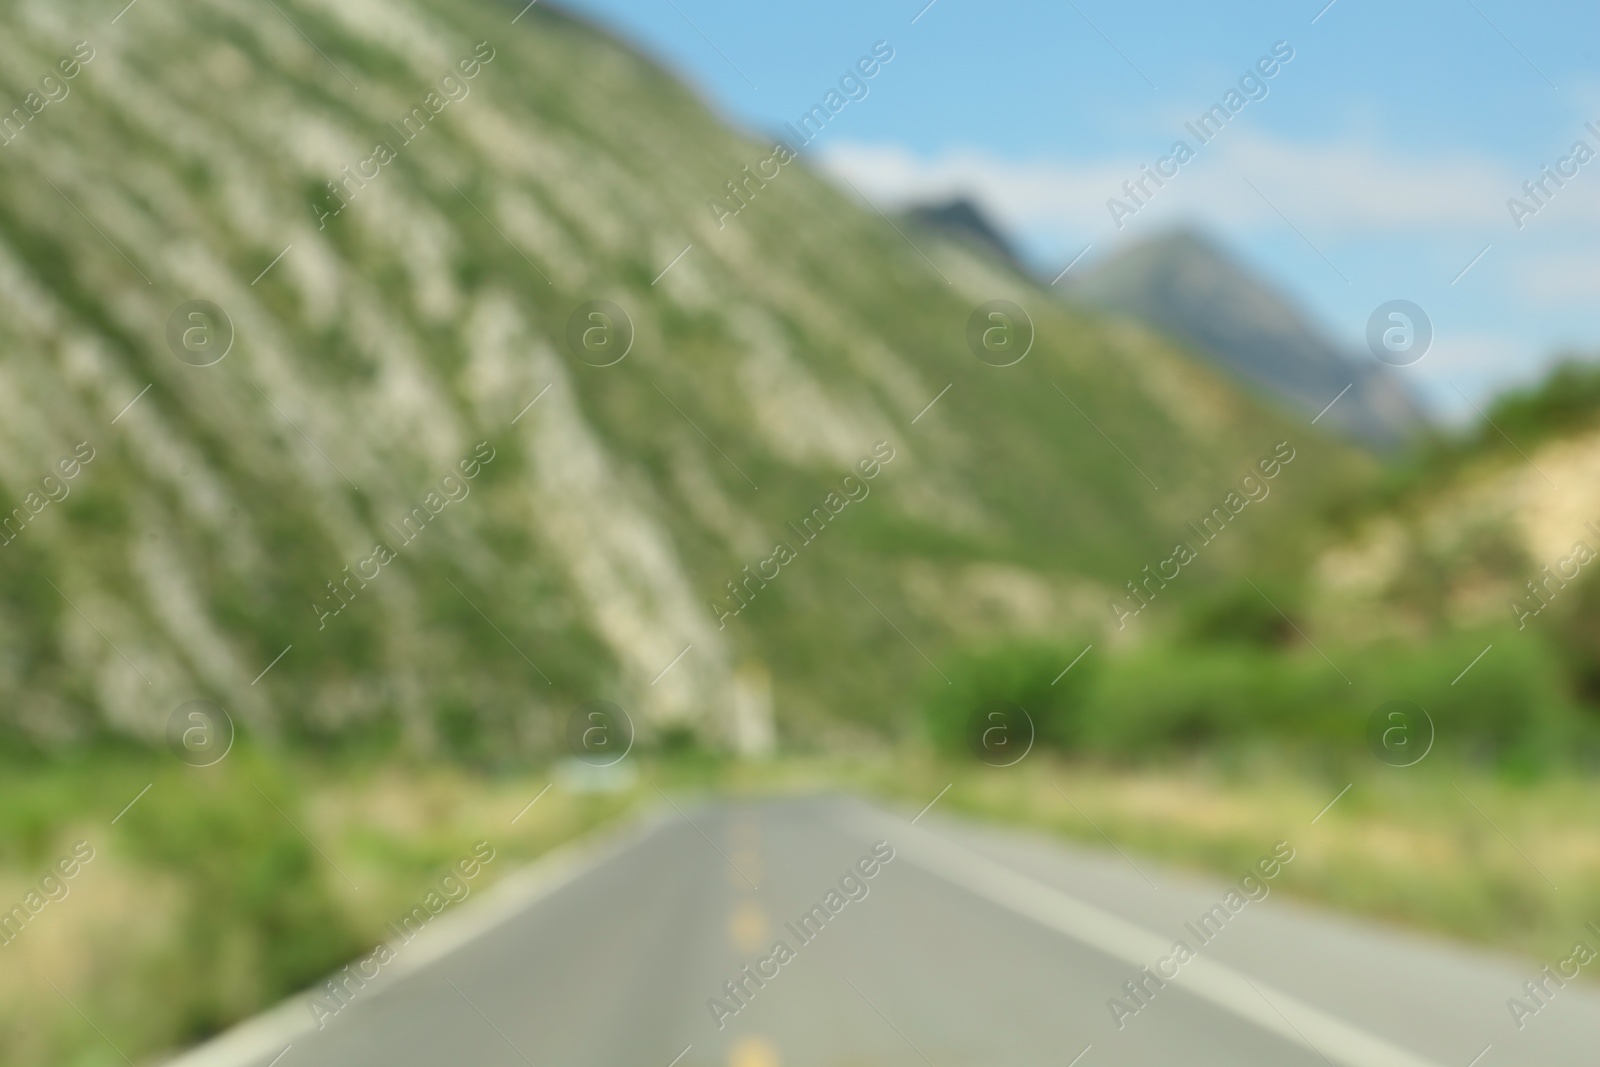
0 750 633 1067
2 747 1595 1066
844 752 1600 972
651 748 1600 969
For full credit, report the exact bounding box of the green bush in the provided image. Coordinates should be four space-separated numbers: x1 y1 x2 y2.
1177 581 1304 648
1479 356 1600 451
115 755 367 1041
921 640 1098 759
1363 631 1585 769
931 622 1594 769
1547 566 1600 708
1079 647 1345 757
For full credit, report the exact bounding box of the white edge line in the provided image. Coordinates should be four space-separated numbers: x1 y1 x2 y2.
1310 0 1339 25
262 1046 292 1067
153 807 678 1067
1066 1044 1092 1067
910 0 939 24
111 0 140 24
511 0 539 23
842 805 1450 1067
111 782 153 824
664 1044 693 1067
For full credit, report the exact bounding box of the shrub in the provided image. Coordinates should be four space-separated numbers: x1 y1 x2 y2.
116 756 367 1040
1177 581 1303 648
921 640 1097 759
1073 630 1589 768
1367 631 1585 768
1078 647 1341 757
1547 567 1600 709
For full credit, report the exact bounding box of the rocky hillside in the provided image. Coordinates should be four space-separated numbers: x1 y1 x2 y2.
0 0 1362 757
1316 360 1600 641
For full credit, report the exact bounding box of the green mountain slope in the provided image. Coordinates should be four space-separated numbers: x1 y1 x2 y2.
0 0 1366 756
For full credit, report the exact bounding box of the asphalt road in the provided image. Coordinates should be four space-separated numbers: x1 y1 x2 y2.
170 795 1600 1067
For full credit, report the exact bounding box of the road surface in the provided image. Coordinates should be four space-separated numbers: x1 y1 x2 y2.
168 794 1600 1067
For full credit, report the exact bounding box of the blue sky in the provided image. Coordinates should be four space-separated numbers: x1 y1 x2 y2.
556 0 1600 416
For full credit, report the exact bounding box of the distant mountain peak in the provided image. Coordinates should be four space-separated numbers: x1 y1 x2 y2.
905 197 1023 270
1067 228 1427 450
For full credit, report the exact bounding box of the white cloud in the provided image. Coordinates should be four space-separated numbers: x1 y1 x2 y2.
1216 134 1515 231
812 133 1600 407
1512 249 1600 307
810 142 1119 242
815 133 1529 244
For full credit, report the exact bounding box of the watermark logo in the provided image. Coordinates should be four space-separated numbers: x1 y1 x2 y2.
307 841 496 1030
1107 840 1295 1030
166 301 233 367
565 699 634 767
0 841 95 948
166 700 234 766
707 841 896 1030
1104 40 1295 228
312 44 497 230
972 699 1034 767
1110 442 1296 629
709 442 896 630
1506 123 1599 230
1365 300 1431 367
966 300 1033 367
1366 700 1433 767
1505 920 1600 1031
0 41 96 149
565 301 633 367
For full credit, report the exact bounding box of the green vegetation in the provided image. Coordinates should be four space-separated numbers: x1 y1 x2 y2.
0 747 636 1067
859 754 1600 978
922 606 1595 771
921 639 1098 756
1345 354 1600 521
1457 356 1600 457
11 742 1600 1067
0 0 1372 758
0 2 1597 1066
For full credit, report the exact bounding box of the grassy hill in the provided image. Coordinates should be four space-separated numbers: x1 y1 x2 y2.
0 0 1365 760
